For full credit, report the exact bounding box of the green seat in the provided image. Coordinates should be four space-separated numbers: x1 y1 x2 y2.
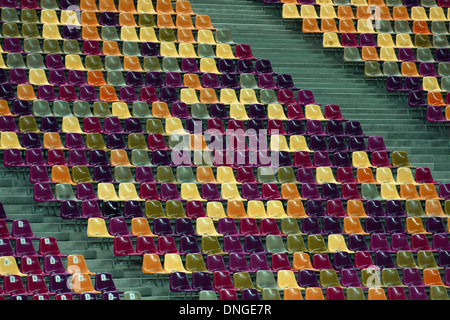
123 291 142 300
376 20 394 34
41 0 59 9
23 39 43 54
286 234 307 253
185 253 208 273
128 133 148 150
364 61 383 77
72 166 94 183
438 62 450 77
138 13 156 27
346 287 365 300
3 22 21 38
63 39 82 54
26 53 45 69
415 34 432 48
319 269 342 288
240 73 258 89
198 290 217 300
441 76 450 91
20 9 39 23
55 183 77 201
433 34 450 48
22 23 40 38
383 61 401 77
430 285 450 300
73 101 93 117
2 8 19 22
431 21 449 35
162 57 181 72
281 218 302 236
260 89 278 105
101 26 120 41
257 166 277 183
33 100 53 117
158 28 176 42
262 288 281 300
215 29 234 44
93 102 112 117
381 268 404 287
145 200 166 218
19 116 40 133
307 234 328 253
107 71 126 86
131 149 152 166
43 39 62 54
105 56 124 71
343 47 362 63
277 167 297 184
201 235 226 255
233 272 256 291
176 166 196 183
132 102 152 118
114 166 135 183
255 270 279 291
394 20 412 34
197 43 215 58
53 101 73 117
85 55 103 70
166 200 186 218
143 57 162 72
146 119 165 134
360 268 382 288
396 250 418 269
265 234 286 254
417 250 440 269
416 48 435 62
156 166 176 183
123 41 141 56
391 151 413 167
361 183 382 201
6 53 26 68
405 200 426 217
86 133 107 150
191 103 210 119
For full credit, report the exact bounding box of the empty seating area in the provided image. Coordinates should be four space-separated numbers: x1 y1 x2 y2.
0 0 448 302
274 0 450 125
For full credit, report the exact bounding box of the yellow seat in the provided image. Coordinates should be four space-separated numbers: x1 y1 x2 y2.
62 116 83 134
423 77 443 92
137 0 156 13
0 256 26 276
380 47 399 62
120 26 140 41
300 5 319 18
216 166 238 184
266 200 288 219
327 234 354 253
216 44 236 59
270 135 290 152
323 32 343 48
40 9 60 24
60 10 80 25
229 103 250 120
247 200 268 219
352 151 373 168
29 69 50 85
376 167 397 184
65 54 86 70
411 6 429 20
112 102 132 119
316 166 339 184
197 29 216 44
396 167 419 185
377 33 396 48
429 7 446 21
206 202 227 220
42 24 62 39
0 132 24 150
305 104 326 121
97 183 120 201
380 183 402 200
160 42 179 57
178 43 198 58
165 118 188 135
119 183 143 201
357 19 376 33
181 183 205 201
196 217 222 236
140 27 159 42
282 4 301 19
320 4 337 19
239 89 259 104
219 89 239 104
199 58 221 74
277 270 302 290
86 217 114 239
267 104 288 120
163 254 190 273
396 33 415 48
221 183 244 201
289 135 313 152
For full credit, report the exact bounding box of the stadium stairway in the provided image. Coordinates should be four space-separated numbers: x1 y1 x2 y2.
189 0 450 183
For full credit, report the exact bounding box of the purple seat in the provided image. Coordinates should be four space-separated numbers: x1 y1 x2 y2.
433 233 450 251
40 116 60 133
48 274 74 294
410 233 432 251
296 168 316 184
164 72 184 88
255 59 274 74
9 68 29 85
123 200 144 219
366 200 386 217
321 183 342 200
240 219 261 236
159 86 179 103
439 183 450 199
348 234 369 251
236 44 256 60
160 183 181 201
364 217 385 234
220 73 240 89
326 120 346 136
301 217 322 234
312 253 333 270
13 100 33 116
179 235 201 254
141 42 159 56
46 54 65 69
427 106 447 122
0 84 15 100
322 216 343 234
169 272 196 294
171 102 190 119
345 121 365 136
217 218 239 236
173 218 195 237
370 234 392 252
298 269 320 288
145 72 163 87
261 183 282 200
312 151 333 167
152 217 175 236
15 237 41 257
119 86 138 102
435 48 450 62
385 216 405 234
385 200 406 217
76 183 97 201
415 167 437 184
367 136 390 152
217 59 236 74
341 33 359 47
102 201 121 218
419 62 438 77
403 268 425 287
398 48 416 62
106 133 126 149
152 150 173 166
374 250 395 268
305 199 326 217
328 136 347 152
237 59 255 74
241 183 262 200
33 182 57 203
408 285 428 300
3 148 25 167
348 136 368 152
359 33 377 47
405 77 422 92
333 251 355 271
209 103 228 119
79 85 98 101
201 183 223 201
276 74 297 90
135 166 155 183
202 73 221 89
191 272 214 292
309 136 328 151
99 12 118 26
390 233 412 251
67 70 87 86
257 74 277 89
140 86 159 103
4 38 24 53
340 269 364 288
180 58 200 73
29 165 50 184
249 252 270 271
298 90 319 106
206 255 227 272
81 200 103 219
306 120 327 136
0 116 18 132
223 237 247 256
426 217 446 234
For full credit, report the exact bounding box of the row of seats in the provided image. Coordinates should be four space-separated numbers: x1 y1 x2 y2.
268 0 446 6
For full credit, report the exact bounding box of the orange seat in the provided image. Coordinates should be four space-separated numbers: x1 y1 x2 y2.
424 199 446 217
123 56 143 71
177 28 196 43
281 183 304 200
71 273 101 294
152 102 172 118
119 12 138 27
110 149 132 166
226 200 247 219
337 6 355 19
195 15 215 30
400 184 421 200
406 216 430 234
99 85 119 102
43 132 67 149
51 165 76 185
67 254 95 274
427 91 447 107
412 20 432 34
401 62 420 77
142 253 170 275
189 134 208 150
361 46 380 61
346 200 368 218
176 0 195 15
17 84 37 101
302 18 321 33
338 19 357 33
102 41 122 56
118 0 137 13
156 0 175 14
80 11 99 26
82 26 101 40
368 288 387 300
422 268 448 287
320 18 338 33
284 288 303 300
131 217 156 237
392 6 411 20
356 6 373 19
420 183 443 200
157 13 176 28
293 252 318 271
176 14 195 29
375 6 392 20
343 216 369 235
199 88 219 104
196 166 217 183
356 167 377 183
80 0 99 11
304 287 325 300
183 74 203 90
87 70 107 86
0 100 13 116
368 0 386 5
286 199 307 218
99 0 118 12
